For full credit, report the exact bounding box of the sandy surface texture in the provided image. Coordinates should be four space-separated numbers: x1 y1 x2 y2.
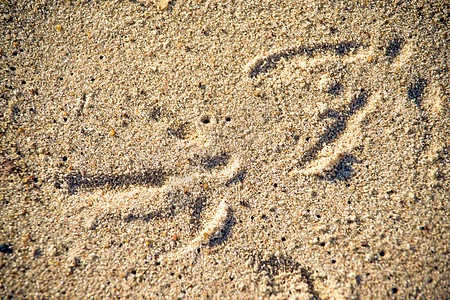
1 0 449 298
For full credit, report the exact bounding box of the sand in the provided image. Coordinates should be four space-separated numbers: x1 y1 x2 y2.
1 0 449 298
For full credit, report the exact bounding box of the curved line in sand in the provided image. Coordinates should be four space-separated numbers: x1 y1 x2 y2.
290 93 380 176
164 155 242 261
245 44 379 176
64 154 243 262
165 200 229 261
244 42 373 78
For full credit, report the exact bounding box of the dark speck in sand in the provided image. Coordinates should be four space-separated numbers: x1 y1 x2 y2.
385 38 403 59
0 243 13 254
407 78 426 108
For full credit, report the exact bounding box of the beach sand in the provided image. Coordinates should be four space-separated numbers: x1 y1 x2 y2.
1 0 449 298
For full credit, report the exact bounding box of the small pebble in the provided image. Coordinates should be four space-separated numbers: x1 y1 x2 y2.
157 0 171 10
67 255 78 268
254 89 262 97
85 216 97 230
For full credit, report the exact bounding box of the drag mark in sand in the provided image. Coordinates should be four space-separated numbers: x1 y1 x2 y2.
64 133 243 261
62 39 426 264
292 92 380 176
244 42 360 78
166 200 229 261
245 42 381 176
